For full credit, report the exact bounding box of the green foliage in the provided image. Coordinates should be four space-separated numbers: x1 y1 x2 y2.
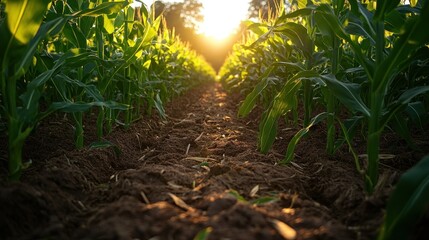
378 155 429 240
0 0 215 180
220 0 429 194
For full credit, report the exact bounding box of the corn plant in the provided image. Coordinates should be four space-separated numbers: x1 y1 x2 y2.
0 0 134 179
1 0 58 180
220 0 429 194
315 0 429 193
1 0 215 180
378 155 429 240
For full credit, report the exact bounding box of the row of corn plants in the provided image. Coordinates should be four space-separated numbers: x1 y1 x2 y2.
220 0 429 237
221 0 429 194
0 0 215 180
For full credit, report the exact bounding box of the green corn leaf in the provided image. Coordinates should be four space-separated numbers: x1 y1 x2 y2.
238 66 275 117
273 22 313 59
382 86 429 128
1 0 56 81
17 52 71 124
376 1 429 91
333 0 345 13
378 155 429 240
277 6 315 20
314 5 374 77
55 74 104 102
13 17 68 80
335 116 362 170
390 113 415 149
245 22 269 36
406 101 428 129
314 4 350 40
5 0 52 45
297 0 307 9
154 92 166 120
396 86 429 109
80 16 96 38
73 1 128 17
64 53 100 69
322 74 370 117
282 112 329 164
374 0 401 21
227 190 247 203
103 14 115 34
63 22 87 48
247 28 273 48
348 0 359 15
346 15 376 44
51 101 128 113
384 10 406 33
274 61 305 72
193 227 212 240
90 141 122 157
259 71 318 153
126 5 135 34
102 22 157 92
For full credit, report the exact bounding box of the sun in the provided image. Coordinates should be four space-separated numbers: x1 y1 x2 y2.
198 0 249 41
134 0 249 41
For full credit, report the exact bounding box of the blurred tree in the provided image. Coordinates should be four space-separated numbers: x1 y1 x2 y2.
248 0 284 20
163 0 203 31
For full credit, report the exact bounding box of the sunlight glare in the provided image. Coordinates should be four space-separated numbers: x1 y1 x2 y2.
135 0 249 41
199 0 249 41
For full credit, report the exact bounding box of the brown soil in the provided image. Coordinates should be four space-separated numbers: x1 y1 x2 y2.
0 82 428 240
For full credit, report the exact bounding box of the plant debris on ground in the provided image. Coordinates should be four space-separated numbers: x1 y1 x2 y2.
1 82 427 239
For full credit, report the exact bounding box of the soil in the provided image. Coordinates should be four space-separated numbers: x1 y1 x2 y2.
0 82 428 240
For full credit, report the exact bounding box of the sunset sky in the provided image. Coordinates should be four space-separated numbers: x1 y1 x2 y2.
136 0 250 40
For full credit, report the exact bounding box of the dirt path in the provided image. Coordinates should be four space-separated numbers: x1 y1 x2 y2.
1 82 426 239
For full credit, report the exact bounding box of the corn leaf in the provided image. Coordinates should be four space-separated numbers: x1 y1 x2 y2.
74 1 128 17
314 4 374 77
375 0 429 91
154 92 166 120
277 6 315 21
282 112 328 163
273 22 313 59
51 101 128 113
103 14 115 34
374 0 401 20
259 71 318 153
322 74 370 117
382 86 429 128
406 102 428 129
238 66 275 117
63 22 87 48
390 113 415 149
378 155 429 240
259 79 301 153
5 0 51 45
193 227 212 240
13 17 68 80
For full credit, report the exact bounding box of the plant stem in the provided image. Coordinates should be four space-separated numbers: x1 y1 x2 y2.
327 37 340 155
366 20 385 193
74 112 84 149
96 15 105 140
7 119 23 180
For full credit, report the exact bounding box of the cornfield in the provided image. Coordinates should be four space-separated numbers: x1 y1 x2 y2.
0 0 215 180
1 0 429 239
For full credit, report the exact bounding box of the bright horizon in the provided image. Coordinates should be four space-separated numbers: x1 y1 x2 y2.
135 0 250 41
